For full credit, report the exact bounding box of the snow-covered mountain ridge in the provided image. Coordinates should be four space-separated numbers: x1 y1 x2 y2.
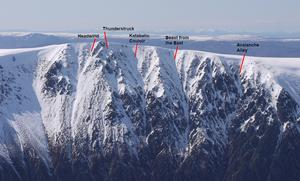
0 42 300 181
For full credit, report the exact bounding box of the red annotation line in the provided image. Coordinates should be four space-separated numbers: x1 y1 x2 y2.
239 52 247 74
173 45 179 60
134 43 138 58
104 32 109 49
90 37 97 53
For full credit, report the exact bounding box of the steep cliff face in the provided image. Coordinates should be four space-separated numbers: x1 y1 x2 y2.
0 43 300 181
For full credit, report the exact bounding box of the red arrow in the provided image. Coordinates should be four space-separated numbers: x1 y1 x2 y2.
104 32 109 49
134 43 138 58
173 45 179 60
90 37 97 53
239 52 247 74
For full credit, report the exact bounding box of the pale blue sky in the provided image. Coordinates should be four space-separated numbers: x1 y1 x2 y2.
0 0 299 33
